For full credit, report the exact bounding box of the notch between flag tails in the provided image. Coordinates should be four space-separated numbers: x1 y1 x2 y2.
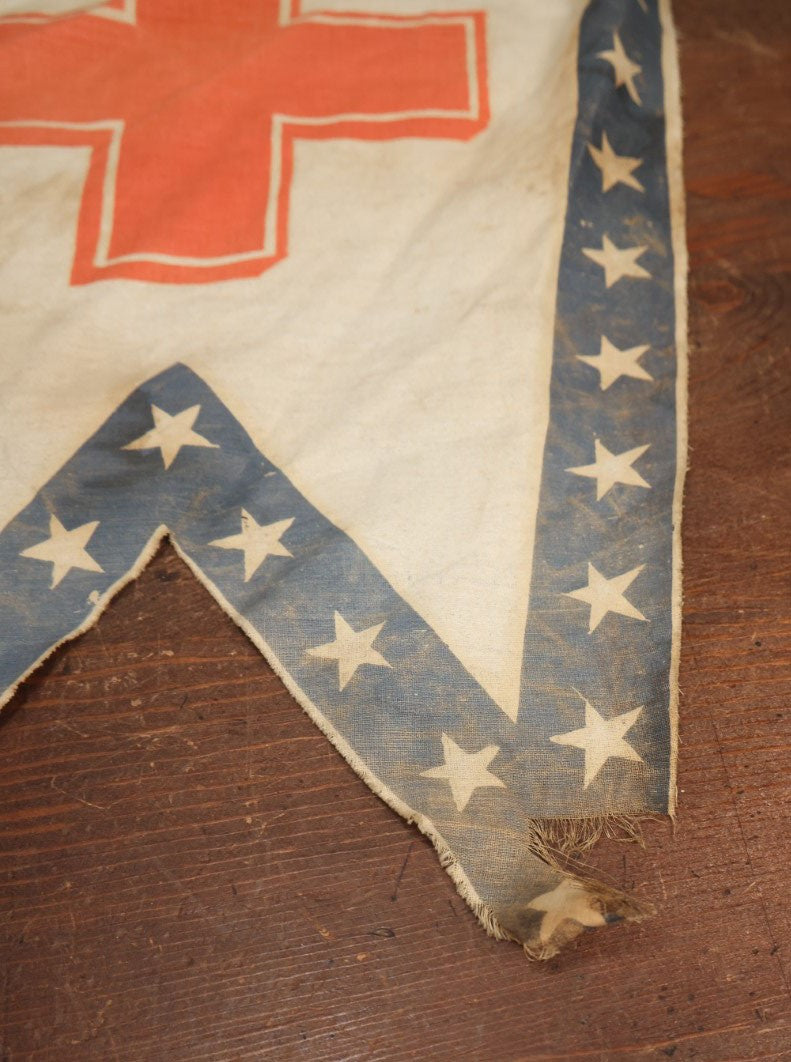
0 0 687 958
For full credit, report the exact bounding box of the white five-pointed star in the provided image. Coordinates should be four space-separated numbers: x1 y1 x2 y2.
20 514 103 589
421 733 505 812
583 234 650 288
123 404 218 469
565 562 647 633
550 699 644 787
598 32 642 105
577 335 652 390
588 131 644 192
528 879 606 944
307 611 391 691
210 510 294 582
567 439 651 501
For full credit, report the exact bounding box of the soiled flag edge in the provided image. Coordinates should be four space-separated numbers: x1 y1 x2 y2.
0 0 688 958
660 0 688 820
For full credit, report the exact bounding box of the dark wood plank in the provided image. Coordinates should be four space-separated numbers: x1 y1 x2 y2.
1 1 790 1058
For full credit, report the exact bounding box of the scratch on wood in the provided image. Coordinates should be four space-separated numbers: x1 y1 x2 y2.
391 840 415 902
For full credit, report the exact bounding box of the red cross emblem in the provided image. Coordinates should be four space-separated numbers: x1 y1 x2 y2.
0 0 488 284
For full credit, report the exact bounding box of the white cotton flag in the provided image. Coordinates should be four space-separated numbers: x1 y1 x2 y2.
0 0 686 957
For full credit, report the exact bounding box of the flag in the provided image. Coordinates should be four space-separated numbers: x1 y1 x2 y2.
0 0 686 957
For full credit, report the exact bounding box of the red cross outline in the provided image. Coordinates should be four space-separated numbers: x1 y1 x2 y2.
0 0 488 284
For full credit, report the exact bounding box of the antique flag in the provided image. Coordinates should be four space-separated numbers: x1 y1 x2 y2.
0 0 686 957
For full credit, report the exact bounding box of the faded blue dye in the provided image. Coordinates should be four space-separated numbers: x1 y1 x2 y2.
0 0 678 924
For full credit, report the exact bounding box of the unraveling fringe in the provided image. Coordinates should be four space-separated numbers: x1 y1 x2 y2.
523 815 656 959
174 535 661 959
2 532 659 961
434 811 656 959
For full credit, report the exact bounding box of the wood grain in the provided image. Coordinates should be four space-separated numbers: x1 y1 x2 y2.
1 2 790 1058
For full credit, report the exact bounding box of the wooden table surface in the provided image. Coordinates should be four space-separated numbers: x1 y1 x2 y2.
1 2 789 1059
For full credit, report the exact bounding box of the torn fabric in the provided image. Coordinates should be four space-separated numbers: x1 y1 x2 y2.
0 0 686 957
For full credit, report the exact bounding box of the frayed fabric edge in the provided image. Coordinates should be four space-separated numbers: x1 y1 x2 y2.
170 535 658 959
1 531 660 959
0 524 169 716
166 535 512 948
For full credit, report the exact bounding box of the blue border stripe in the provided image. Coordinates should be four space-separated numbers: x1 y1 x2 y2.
0 0 680 937
518 0 676 814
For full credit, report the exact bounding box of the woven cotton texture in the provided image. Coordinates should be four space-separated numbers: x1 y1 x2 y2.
0 0 686 957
